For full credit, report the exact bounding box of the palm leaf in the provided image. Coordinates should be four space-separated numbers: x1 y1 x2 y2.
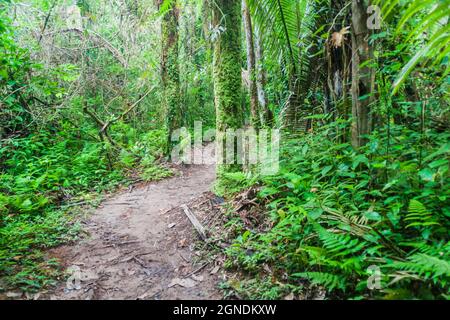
381 0 450 94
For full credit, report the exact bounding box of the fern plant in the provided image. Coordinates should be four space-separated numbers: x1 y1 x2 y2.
292 272 347 291
225 118 449 299
388 253 450 289
405 199 440 229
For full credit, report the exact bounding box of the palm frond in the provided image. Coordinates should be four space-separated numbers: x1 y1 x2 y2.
381 0 450 94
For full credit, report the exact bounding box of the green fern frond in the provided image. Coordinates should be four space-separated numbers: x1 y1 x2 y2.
292 272 346 291
400 241 450 258
405 199 440 229
246 0 303 69
315 224 366 257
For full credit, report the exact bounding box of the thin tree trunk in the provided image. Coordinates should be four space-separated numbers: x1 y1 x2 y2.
202 0 211 41
254 23 273 126
351 0 374 147
160 0 181 151
242 0 259 128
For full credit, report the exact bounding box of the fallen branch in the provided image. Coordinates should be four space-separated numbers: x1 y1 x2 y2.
133 256 150 269
183 261 209 278
82 104 118 148
181 204 207 241
60 200 89 208
100 85 155 133
82 86 155 150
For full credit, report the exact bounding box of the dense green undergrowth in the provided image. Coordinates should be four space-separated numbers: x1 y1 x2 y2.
0 127 171 292
224 119 449 300
0 15 171 291
1 0 449 301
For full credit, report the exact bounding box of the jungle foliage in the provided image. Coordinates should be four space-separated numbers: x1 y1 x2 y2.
220 0 450 299
0 0 449 299
0 0 211 291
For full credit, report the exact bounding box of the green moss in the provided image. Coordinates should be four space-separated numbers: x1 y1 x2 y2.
161 2 182 151
213 0 244 188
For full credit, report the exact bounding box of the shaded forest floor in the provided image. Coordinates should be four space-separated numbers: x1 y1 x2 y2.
34 148 225 300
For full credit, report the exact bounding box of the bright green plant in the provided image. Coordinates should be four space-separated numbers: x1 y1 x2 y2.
225 119 449 299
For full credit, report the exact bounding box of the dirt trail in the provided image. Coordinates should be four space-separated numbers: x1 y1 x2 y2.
45 149 222 300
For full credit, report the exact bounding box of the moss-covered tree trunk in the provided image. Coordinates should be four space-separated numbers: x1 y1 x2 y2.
212 0 244 188
160 1 181 151
242 0 260 128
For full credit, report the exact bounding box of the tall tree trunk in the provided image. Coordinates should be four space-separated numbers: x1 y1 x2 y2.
351 0 374 147
242 0 259 128
160 0 181 151
212 0 244 185
254 21 273 126
325 0 352 141
202 0 211 41
326 0 348 117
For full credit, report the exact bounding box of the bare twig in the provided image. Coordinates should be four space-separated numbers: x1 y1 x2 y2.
42 28 128 67
38 0 57 44
327 1 352 34
183 261 209 278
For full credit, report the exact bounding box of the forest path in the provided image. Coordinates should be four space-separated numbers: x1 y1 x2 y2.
45 145 222 300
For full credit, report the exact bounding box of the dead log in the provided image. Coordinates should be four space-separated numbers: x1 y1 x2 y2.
181 204 207 241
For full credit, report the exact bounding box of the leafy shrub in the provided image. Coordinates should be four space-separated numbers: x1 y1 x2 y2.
226 120 450 299
140 164 172 182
